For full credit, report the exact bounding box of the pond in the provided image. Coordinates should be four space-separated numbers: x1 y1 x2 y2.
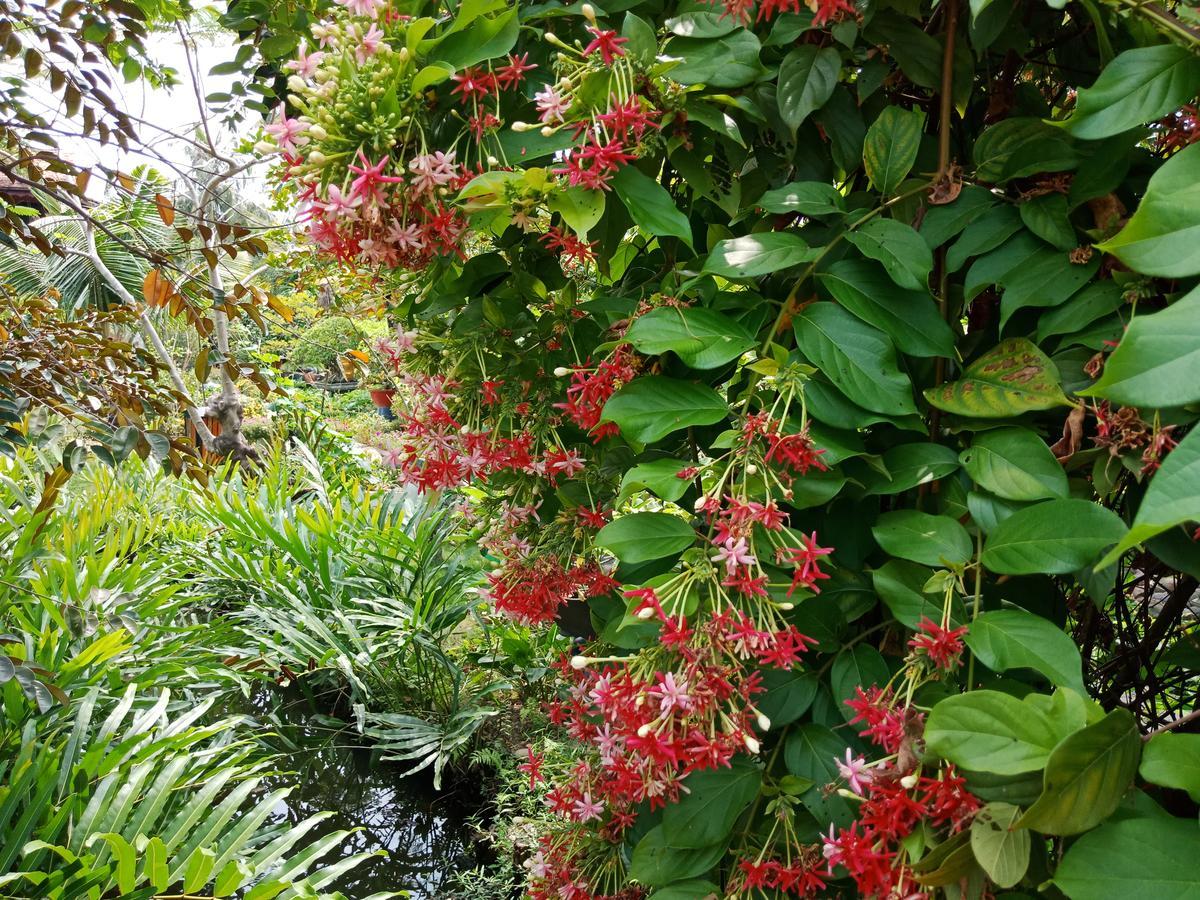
238 687 488 898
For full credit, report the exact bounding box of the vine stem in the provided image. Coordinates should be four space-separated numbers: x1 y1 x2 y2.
1143 707 1200 740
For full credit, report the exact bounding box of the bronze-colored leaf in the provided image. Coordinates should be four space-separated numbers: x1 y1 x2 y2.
154 193 175 225
141 269 171 307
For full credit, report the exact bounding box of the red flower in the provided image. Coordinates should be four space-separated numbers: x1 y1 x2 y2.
518 746 545 789
450 65 496 102
495 52 537 89
582 27 629 65
908 617 969 671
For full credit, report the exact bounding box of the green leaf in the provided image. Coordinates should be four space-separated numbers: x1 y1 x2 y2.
629 825 726 887
618 459 694 503
982 498 1127 575
649 881 721 900
872 510 972 567
920 185 998 249
601 376 728 444
1060 45 1200 141
1054 816 1200 900
704 233 817 278
756 181 846 216
783 724 858 828
974 117 1079 183
864 442 961 495
843 218 934 292
965 610 1086 695
818 260 953 358
621 12 658 65
666 31 763 89
611 165 694 247
143 836 169 891
1139 732 1200 802
625 306 754 369
793 303 916 414
863 106 924 196
924 338 1071 418
1097 142 1200 278
430 6 518 68
873 560 964 629
1084 286 1200 407
947 204 1023 272
548 186 606 237
970 802 1030 889
1098 426 1200 564
1017 709 1141 835
1019 193 1075 250
1036 281 1125 345
755 668 818 727
661 758 761 848
998 249 1100 330
214 860 252 897
778 45 841 134
183 846 217 893
959 427 1068 501
94 834 136 894
925 690 1070 775
595 512 695 564
831 646 890 721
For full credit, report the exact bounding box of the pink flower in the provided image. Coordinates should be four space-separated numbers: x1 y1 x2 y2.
535 85 570 123
386 221 424 252
317 184 361 220
394 327 419 353
571 791 604 823
337 0 385 17
264 110 308 153
285 43 325 79
711 536 756 576
407 150 459 194
836 748 873 795
355 23 384 64
649 671 693 714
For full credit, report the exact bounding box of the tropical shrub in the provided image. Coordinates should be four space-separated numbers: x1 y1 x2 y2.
257 0 1200 897
288 316 384 373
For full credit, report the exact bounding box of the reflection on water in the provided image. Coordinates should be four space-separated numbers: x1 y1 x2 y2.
238 687 484 898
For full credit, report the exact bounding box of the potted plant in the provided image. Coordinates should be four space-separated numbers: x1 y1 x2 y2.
362 372 397 420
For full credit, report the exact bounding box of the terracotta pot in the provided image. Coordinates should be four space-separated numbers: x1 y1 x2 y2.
368 389 396 407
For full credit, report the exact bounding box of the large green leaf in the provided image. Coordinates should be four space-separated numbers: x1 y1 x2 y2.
819 259 954 358
974 117 1079 183
1097 142 1200 278
547 186 605 237
1060 45 1200 140
793 303 916 414
428 6 518 68
611 165 693 247
925 690 1071 775
1139 732 1200 802
666 31 763 88
1084 286 1200 407
864 442 961 495
925 338 1071 418
595 512 695 564
965 609 1086 695
970 802 1030 889
778 45 840 134
756 181 846 216
863 106 924 195
844 218 933 291
873 560 965 629
982 498 1127 575
959 426 1068 501
601 376 728 444
1099 426 1200 565
1054 816 1200 900
625 306 754 369
618 458 694 503
704 233 818 278
1017 709 1140 835
661 758 760 848
755 668 818 727
629 825 726 887
872 510 972 567
783 724 857 829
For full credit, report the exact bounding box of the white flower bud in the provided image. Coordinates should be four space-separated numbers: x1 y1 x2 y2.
637 723 653 738
287 75 307 92
308 124 328 141
636 605 656 620
693 495 709 512
308 151 326 166
253 141 276 155
745 464 758 475
541 126 555 138
756 713 771 731
581 3 597 23
776 602 794 611
569 655 590 670
487 156 499 166
900 773 919 789
744 734 761 754
553 366 572 377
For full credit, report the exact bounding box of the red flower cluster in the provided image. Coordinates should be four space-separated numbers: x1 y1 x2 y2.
484 558 617 624
845 685 925 755
735 855 827 897
554 351 639 440
542 226 598 266
823 766 980 897
908 617 969 671
449 53 537 104
716 0 857 26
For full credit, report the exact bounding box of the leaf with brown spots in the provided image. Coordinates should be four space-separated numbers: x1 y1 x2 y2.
925 338 1071 418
